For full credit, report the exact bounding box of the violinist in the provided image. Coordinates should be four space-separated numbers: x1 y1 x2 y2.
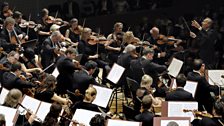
1 62 36 93
146 27 167 64
0 2 13 20
35 74 72 105
105 32 123 66
55 47 79 95
78 27 110 84
0 17 26 52
129 47 167 86
40 31 62 73
191 101 224 126
36 8 51 53
64 18 80 47
107 22 124 41
19 47 42 74
13 11 28 41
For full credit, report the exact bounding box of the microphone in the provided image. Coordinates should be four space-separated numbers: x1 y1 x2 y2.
221 75 224 78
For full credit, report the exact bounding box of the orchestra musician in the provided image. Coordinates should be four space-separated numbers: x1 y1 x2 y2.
64 18 80 47
165 73 194 101
34 74 72 105
0 2 13 20
12 11 28 41
187 59 219 113
191 100 224 126
40 31 62 73
135 95 155 126
0 17 26 52
107 22 124 41
78 27 110 84
1 62 36 93
55 47 79 95
129 47 167 86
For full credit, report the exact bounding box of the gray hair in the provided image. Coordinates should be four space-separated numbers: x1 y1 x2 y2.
4 89 22 108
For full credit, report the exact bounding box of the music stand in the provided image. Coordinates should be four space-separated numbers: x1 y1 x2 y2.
106 63 125 114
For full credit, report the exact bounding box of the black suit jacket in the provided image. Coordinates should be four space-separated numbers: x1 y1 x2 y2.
135 110 154 126
2 72 35 91
40 37 57 73
55 56 76 95
165 88 194 101
130 57 167 85
196 29 217 67
72 70 98 95
187 71 219 113
0 28 19 52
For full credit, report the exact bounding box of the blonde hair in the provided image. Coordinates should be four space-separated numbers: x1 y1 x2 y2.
4 89 22 108
81 27 92 41
140 74 153 87
123 31 134 44
85 86 97 102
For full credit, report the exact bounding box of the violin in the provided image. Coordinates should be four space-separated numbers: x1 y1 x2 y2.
45 16 68 26
87 35 109 45
157 35 183 46
183 109 213 118
3 9 13 17
19 21 38 29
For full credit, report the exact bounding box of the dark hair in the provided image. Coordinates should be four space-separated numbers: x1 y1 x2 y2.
11 62 21 72
43 74 56 89
89 114 105 126
142 47 154 56
0 114 5 126
193 59 203 71
213 101 224 117
40 8 49 17
13 11 22 19
85 60 97 71
24 47 35 60
69 18 78 26
1 2 8 10
65 47 77 55
176 74 187 87
142 95 152 110
42 103 62 126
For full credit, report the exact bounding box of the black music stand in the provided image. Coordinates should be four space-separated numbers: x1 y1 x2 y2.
106 63 125 114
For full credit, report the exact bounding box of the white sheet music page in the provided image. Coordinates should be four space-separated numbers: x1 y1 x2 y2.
52 67 59 78
167 101 198 121
168 58 183 77
92 85 113 108
106 63 125 84
107 119 141 126
18 95 41 115
70 109 101 126
0 105 18 126
171 79 198 97
0 88 9 105
161 120 189 126
35 101 52 121
208 70 224 86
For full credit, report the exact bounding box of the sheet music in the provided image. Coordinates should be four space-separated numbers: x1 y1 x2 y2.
208 70 224 86
35 101 52 121
107 119 141 126
0 105 18 126
171 79 198 97
92 85 113 108
106 63 125 84
168 58 183 77
18 95 41 115
52 68 59 78
0 88 9 105
168 101 198 121
161 120 189 126
70 109 101 126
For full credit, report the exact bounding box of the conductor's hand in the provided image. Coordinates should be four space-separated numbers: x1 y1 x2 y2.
191 20 201 29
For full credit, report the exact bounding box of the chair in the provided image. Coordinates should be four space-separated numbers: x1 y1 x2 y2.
126 77 140 100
